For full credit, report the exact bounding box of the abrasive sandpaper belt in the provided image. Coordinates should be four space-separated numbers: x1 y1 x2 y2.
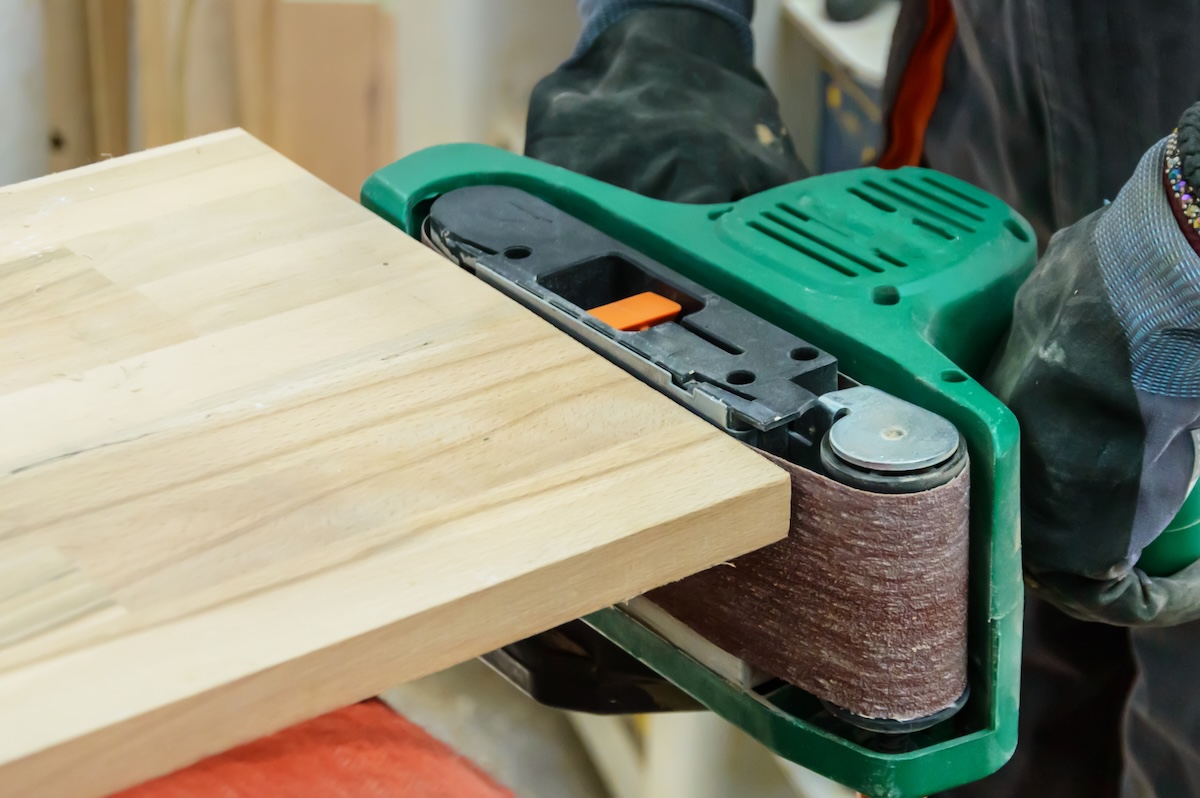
647 450 970 722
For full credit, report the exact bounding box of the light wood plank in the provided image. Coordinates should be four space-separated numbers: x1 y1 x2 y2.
0 130 789 798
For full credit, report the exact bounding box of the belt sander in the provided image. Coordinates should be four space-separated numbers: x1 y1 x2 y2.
361 147 1034 798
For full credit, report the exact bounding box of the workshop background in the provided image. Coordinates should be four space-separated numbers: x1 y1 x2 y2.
0 1 896 796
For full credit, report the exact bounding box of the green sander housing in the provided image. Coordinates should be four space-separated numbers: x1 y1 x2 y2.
362 145 1034 798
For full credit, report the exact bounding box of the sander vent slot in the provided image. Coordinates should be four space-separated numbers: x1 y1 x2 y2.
888 177 985 223
913 217 956 240
851 179 978 242
918 174 989 209
862 180 974 232
748 220 858 278
749 206 908 277
847 187 895 213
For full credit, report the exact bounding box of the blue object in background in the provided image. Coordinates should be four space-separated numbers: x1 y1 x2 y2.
818 62 883 174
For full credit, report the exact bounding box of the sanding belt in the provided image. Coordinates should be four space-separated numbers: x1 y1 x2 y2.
647 449 970 722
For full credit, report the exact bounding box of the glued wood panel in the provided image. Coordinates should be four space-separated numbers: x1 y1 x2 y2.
0 130 789 798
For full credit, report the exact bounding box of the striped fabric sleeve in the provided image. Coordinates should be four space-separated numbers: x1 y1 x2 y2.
573 0 755 59
1095 137 1200 399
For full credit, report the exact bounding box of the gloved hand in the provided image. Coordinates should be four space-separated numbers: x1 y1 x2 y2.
985 102 1200 626
525 4 807 204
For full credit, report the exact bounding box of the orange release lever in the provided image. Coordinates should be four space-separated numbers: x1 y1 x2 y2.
588 292 682 331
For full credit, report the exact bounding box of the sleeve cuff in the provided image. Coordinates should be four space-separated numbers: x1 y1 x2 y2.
572 0 754 61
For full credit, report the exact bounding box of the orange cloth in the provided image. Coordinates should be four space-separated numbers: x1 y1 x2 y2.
877 0 957 169
112 700 513 798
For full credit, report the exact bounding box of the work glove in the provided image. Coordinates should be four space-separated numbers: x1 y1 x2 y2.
525 4 807 204
985 102 1200 627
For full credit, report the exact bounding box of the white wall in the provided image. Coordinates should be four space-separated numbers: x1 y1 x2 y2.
0 0 47 184
392 0 580 156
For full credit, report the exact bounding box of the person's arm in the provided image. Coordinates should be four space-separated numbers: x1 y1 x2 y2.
525 2 805 204
984 103 1200 626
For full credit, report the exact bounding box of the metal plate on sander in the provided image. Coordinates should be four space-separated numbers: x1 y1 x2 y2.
820 386 959 472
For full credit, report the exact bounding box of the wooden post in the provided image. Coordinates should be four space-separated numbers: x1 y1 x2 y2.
231 0 275 141
42 0 96 170
84 0 132 158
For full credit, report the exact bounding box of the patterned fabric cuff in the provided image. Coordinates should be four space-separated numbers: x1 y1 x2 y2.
1094 137 1200 398
572 0 754 61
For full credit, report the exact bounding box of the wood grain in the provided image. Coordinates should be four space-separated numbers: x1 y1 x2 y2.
0 547 118 649
0 130 789 798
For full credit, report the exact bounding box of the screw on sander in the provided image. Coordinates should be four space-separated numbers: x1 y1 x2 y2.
422 185 969 733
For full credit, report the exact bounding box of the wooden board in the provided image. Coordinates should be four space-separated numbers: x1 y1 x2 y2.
0 130 788 797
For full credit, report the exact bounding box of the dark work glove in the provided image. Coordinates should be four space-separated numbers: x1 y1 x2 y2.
525 6 807 204
985 103 1200 627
